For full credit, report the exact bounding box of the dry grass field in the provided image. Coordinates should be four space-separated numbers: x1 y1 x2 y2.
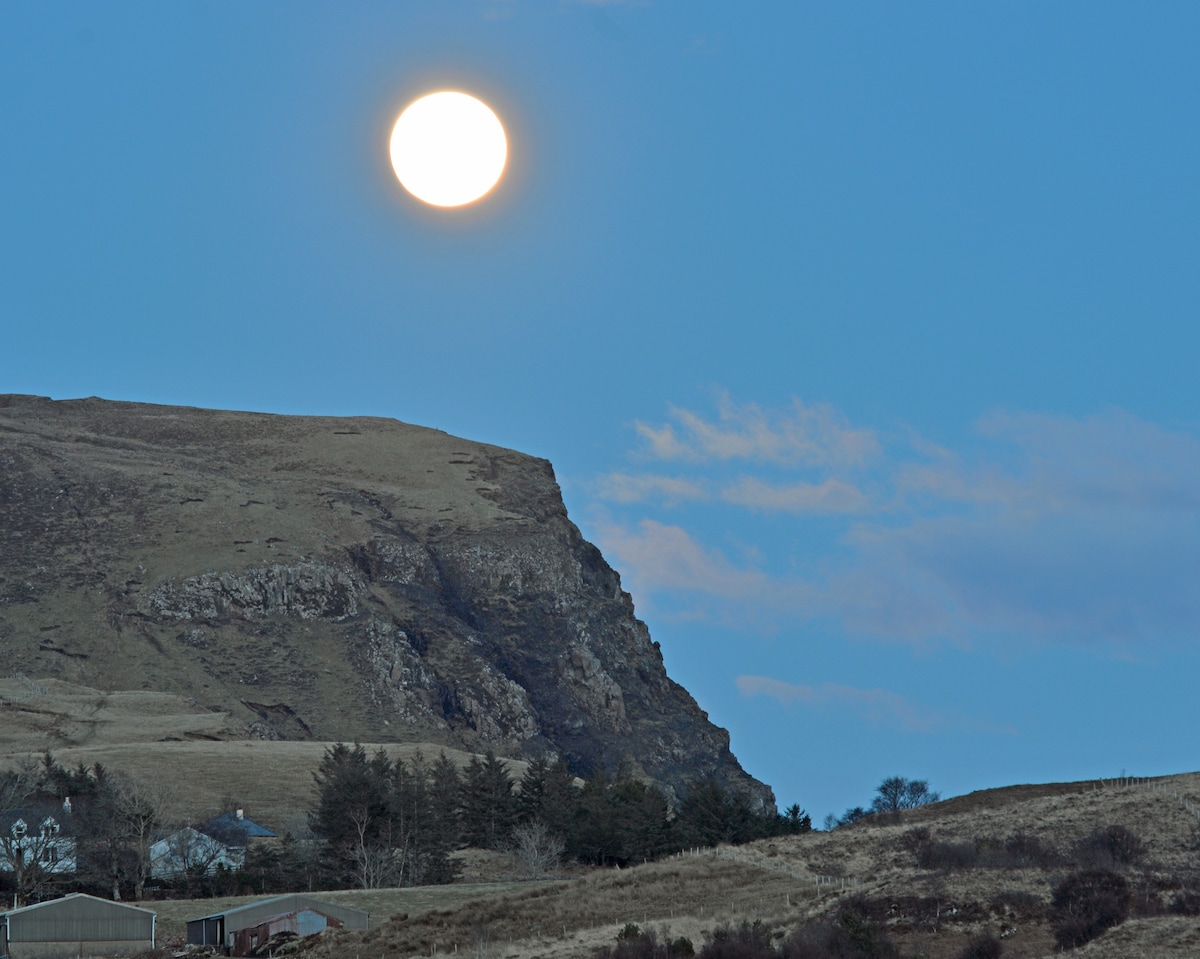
290 772 1200 959
0 677 529 826
10 738 527 826
0 677 238 752
148 881 559 945
4 676 1199 958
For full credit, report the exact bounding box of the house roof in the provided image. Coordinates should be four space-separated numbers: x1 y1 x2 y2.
0 806 76 838
200 812 277 842
151 825 231 849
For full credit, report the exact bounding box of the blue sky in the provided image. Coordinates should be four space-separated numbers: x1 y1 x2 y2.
3 2 1198 821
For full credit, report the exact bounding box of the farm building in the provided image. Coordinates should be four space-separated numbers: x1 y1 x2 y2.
186 894 368 955
0 893 155 959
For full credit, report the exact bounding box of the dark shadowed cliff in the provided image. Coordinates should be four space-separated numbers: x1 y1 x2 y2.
0 395 772 806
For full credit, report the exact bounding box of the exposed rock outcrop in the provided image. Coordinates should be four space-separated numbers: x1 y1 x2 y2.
0 394 771 806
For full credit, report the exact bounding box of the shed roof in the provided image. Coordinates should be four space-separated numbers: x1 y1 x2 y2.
2 893 156 944
187 894 367 930
2 893 155 920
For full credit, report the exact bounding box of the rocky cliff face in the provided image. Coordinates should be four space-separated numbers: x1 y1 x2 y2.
0 395 772 806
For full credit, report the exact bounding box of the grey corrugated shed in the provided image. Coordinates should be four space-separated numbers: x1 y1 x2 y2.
186 894 368 947
2 893 155 958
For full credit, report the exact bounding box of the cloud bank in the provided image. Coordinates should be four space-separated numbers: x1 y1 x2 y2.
594 398 1200 648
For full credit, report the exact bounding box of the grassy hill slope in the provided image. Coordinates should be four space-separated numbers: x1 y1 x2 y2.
293 772 1200 959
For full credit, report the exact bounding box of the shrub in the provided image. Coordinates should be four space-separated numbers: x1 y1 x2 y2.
671 937 696 957
992 890 1043 918
599 927 669 959
781 901 900 959
1076 825 1145 867
826 807 870 830
921 841 979 872
1002 832 1058 869
898 828 931 859
1051 869 1130 950
901 829 979 872
1169 890 1200 916
700 921 775 959
953 933 1002 959
782 922 861 959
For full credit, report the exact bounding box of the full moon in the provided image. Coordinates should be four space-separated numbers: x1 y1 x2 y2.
389 91 508 208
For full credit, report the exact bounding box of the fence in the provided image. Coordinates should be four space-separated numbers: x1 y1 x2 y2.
1093 775 1200 825
672 844 862 899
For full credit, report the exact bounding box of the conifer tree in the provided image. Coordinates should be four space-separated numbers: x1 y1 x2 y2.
427 751 463 849
459 750 518 849
309 744 396 887
516 755 551 823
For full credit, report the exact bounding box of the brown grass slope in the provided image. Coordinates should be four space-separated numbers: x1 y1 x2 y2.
150 882 556 945
0 676 534 825
295 772 1200 959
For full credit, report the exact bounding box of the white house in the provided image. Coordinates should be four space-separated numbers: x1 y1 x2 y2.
149 826 244 880
0 809 77 877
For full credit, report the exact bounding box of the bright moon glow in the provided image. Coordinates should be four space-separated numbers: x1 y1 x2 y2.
389 91 508 208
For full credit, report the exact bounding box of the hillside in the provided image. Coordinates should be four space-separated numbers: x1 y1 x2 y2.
281 771 1200 959
0 394 767 803
0 676 534 825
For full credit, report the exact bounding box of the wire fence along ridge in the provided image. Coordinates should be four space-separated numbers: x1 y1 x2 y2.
1093 775 1200 824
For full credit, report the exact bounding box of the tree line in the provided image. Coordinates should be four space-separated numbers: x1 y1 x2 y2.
308 744 812 889
0 746 812 902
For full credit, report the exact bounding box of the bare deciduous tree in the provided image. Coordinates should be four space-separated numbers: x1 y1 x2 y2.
508 820 564 880
348 807 403 889
78 768 173 901
114 773 175 901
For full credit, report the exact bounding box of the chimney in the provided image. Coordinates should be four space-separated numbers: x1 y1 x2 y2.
236 809 244 820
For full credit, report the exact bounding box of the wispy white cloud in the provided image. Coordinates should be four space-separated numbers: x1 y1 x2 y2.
593 519 816 617
635 394 879 468
736 676 942 732
594 472 708 506
598 471 871 514
720 476 870 514
597 519 772 600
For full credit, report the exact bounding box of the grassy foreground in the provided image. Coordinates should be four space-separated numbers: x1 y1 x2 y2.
160 770 1200 959
149 881 557 945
